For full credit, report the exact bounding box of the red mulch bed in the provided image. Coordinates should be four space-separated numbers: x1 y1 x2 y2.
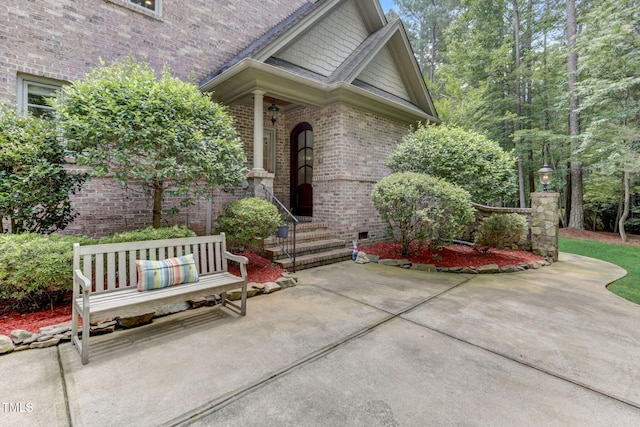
363 241 544 268
0 251 283 336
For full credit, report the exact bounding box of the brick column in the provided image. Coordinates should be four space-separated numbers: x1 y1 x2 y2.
530 192 559 262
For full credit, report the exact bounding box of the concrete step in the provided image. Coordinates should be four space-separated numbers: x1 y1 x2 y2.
275 248 353 271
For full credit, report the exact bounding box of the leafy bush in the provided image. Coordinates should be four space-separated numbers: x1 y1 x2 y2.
387 125 517 204
372 172 475 255
0 106 87 233
0 226 196 309
97 226 195 244
474 213 528 249
216 198 282 249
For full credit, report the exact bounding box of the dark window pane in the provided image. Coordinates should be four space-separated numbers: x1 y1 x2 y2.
130 0 156 11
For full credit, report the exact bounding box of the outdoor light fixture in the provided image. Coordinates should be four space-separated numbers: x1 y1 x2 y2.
538 162 554 192
268 103 279 125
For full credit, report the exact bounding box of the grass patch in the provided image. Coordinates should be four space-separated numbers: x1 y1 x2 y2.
559 237 640 304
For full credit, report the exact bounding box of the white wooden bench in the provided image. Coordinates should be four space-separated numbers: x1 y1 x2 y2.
71 233 248 364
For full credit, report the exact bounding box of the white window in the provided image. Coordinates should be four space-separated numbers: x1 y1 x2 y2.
17 75 63 118
129 0 160 12
263 128 276 173
107 0 162 16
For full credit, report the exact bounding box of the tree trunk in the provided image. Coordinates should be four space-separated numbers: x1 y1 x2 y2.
618 171 630 242
566 0 583 229
513 0 526 207
152 182 163 229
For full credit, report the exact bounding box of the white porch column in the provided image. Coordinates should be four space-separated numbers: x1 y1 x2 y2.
252 89 266 171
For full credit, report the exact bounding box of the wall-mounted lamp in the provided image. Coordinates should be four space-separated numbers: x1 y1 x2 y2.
538 162 554 192
268 103 279 125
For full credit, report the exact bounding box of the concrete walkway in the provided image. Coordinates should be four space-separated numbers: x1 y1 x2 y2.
2 253 639 426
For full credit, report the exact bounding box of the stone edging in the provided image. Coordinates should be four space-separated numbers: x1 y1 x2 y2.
0 273 298 356
362 254 551 274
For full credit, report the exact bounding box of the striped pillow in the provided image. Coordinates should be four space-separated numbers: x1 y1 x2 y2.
136 254 199 292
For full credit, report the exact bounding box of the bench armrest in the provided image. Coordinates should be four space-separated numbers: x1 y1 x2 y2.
74 269 91 294
224 251 248 280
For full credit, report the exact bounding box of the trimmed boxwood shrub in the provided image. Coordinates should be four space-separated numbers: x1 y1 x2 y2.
0 226 195 310
372 172 475 255
474 213 528 249
216 198 282 249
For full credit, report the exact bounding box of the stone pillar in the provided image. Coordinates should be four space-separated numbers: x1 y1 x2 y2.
530 192 559 262
245 170 274 199
245 90 273 199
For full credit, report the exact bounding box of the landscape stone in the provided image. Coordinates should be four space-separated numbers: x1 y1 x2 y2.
251 282 265 291
263 282 281 294
0 335 15 354
189 297 207 309
378 259 411 267
276 277 297 289
154 301 190 317
39 324 71 336
204 295 220 306
412 264 437 272
461 267 478 274
55 333 72 342
281 272 299 282
37 334 55 342
367 254 380 263
479 264 501 274
22 334 41 345
90 325 115 336
117 312 155 329
10 329 33 345
29 337 60 349
355 251 370 264
227 288 261 301
14 345 30 352
500 265 520 273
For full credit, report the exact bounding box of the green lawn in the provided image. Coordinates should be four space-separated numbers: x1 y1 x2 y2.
559 237 640 304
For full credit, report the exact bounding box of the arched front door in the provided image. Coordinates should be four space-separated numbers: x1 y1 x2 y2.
290 123 313 217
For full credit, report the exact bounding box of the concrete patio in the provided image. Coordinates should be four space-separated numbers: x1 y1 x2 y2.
2 253 639 426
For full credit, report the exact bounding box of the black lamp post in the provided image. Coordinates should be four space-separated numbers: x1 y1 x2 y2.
538 162 554 192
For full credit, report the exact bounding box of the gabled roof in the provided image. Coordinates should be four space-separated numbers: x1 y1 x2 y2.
199 0 439 124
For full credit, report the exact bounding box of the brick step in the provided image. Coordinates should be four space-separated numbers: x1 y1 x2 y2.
275 248 353 271
265 239 347 260
263 229 335 246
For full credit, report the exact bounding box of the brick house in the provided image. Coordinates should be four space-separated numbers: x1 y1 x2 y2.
1 0 438 257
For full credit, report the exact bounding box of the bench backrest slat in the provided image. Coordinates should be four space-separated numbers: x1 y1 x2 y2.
73 234 228 294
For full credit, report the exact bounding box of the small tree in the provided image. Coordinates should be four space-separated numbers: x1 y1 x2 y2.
372 172 474 255
52 56 246 228
387 125 517 204
0 106 86 233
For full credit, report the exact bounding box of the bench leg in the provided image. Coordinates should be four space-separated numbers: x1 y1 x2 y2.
240 283 247 316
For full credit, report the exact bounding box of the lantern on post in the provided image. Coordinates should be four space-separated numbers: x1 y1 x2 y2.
537 163 554 192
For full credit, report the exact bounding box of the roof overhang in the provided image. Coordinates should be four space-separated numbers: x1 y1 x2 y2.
200 58 440 125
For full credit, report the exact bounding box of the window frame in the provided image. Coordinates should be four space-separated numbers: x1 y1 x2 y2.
17 75 64 118
107 0 163 18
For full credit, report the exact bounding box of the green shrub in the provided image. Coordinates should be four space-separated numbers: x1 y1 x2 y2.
216 198 282 249
0 233 95 309
0 226 196 309
474 213 528 249
372 172 475 255
387 125 517 204
97 226 195 244
0 106 87 233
